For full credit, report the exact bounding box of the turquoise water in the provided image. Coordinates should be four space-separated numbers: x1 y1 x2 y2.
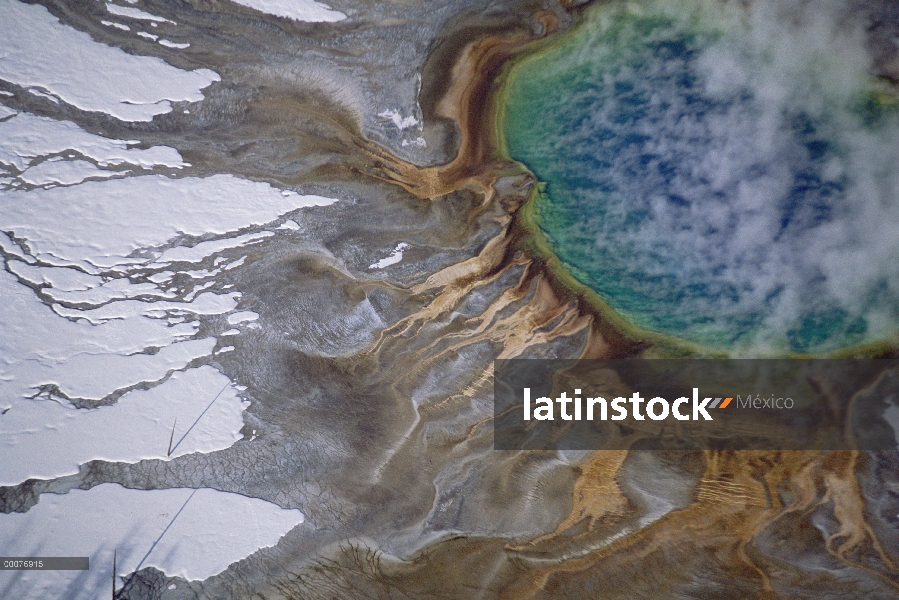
503 0 899 353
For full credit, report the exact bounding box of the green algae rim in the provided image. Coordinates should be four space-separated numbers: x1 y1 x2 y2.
490 2 899 359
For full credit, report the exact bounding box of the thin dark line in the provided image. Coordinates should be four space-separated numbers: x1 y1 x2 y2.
123 488 197 593
167 419 177 457
169 382 231 456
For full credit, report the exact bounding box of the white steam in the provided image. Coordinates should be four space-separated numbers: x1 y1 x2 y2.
550 0 899 351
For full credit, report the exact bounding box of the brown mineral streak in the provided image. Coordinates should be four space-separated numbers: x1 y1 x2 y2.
354 11 558 202
497 453 899 599
338 1 899 598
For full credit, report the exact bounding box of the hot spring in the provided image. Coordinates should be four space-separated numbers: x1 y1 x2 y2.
502 0 899 354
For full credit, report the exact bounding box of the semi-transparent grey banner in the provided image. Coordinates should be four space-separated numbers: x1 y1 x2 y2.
493 359 899 450
0 557 89 570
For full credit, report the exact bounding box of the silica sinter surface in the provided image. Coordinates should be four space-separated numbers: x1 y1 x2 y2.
503 0 899 353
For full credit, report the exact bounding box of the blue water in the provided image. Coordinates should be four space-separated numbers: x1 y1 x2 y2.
503 0 899 353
